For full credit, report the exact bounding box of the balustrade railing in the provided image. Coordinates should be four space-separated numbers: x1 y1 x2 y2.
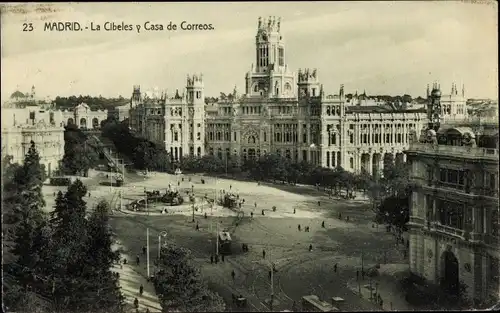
408 143 498 160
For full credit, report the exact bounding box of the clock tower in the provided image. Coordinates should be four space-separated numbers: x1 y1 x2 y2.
245 16 295 99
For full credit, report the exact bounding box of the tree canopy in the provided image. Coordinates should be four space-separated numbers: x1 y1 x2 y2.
154 243 225 312
62 124 98 176
4 146 124 313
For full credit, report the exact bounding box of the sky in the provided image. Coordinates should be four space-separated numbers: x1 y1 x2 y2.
1 1 498 101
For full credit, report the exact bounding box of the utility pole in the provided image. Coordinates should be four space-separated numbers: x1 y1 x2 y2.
216 221 219 257
269 249 274 311
361 250 364 275
145 187 149 215
147 227 150 278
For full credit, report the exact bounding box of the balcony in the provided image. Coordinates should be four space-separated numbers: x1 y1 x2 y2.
433 223 464 238
407 143 498 161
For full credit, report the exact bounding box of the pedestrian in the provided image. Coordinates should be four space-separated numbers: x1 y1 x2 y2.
262 249 266 259
338 212 342 219
230 185 232 190
204 212 207 219
139 284 144 296
133 298 139 309
178 181 180 186
182 177 184 182
123 258 127 265
196 223 199 231
293 208 296 214
215 254 219 264
309 244 313 251
251 212 253 218
146 309 150 313
142 246 146 255
222 254 225 262
231 269 235 280
53 192 56 197
254 202 257 208
298 224 301 231
346 216 349 222
334 263 338 273
321 221 325 228
262 209 265 216
136 255 140 265
356 270 359 280
318 201 321 206
306 226 310 232
88 192 91 197
210 255 214 264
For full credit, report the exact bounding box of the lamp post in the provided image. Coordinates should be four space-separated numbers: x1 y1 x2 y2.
158 231 168 259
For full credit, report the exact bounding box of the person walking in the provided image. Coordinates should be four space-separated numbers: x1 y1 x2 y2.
133 298 139 309
210 255 214 264
254 202 257 208
139 284 144 296
293 208 296 214
334 263 338 273
298 224 301 231
262 249 266 259
251 212 253 218
262 209 265 216
142 246 146 256
321 221 325 228
309 244 313 252
196 223 199 231
136 255 140 265
231 269 235 280
221 254 225 262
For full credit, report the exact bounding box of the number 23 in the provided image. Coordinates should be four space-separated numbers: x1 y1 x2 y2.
23 23 33 32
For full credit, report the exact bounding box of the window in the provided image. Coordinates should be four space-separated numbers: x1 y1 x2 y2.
190 132 193 141
439 168 465 190
174 132 178 141
234 132 237 141
326 151 330 167
303 133 307 143
437 199 464 230
278 47 284 66
197 132 201 140
264 132 267 142
302 150 307 161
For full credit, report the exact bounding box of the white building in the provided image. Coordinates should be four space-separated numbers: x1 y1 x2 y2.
1 106 65 176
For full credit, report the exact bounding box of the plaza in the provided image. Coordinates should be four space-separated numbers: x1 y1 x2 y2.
42 169 422 312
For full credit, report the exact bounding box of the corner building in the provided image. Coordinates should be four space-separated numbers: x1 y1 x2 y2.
406 86 499 305
130 17 470 175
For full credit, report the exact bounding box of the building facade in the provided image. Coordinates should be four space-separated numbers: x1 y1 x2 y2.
406 87 499 305
129 82 206 161
1 105 65 177
129 17 470 176
61 102 108 129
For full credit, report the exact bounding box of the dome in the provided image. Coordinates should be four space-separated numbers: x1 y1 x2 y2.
431 89 441 97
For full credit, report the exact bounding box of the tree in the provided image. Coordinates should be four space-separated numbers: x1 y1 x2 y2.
4 142 51 310
155 244 225 312
62 124 97 176
80 200 124 312
48 179 91 311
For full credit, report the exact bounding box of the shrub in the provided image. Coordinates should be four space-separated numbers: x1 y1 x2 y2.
50 177 71 186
